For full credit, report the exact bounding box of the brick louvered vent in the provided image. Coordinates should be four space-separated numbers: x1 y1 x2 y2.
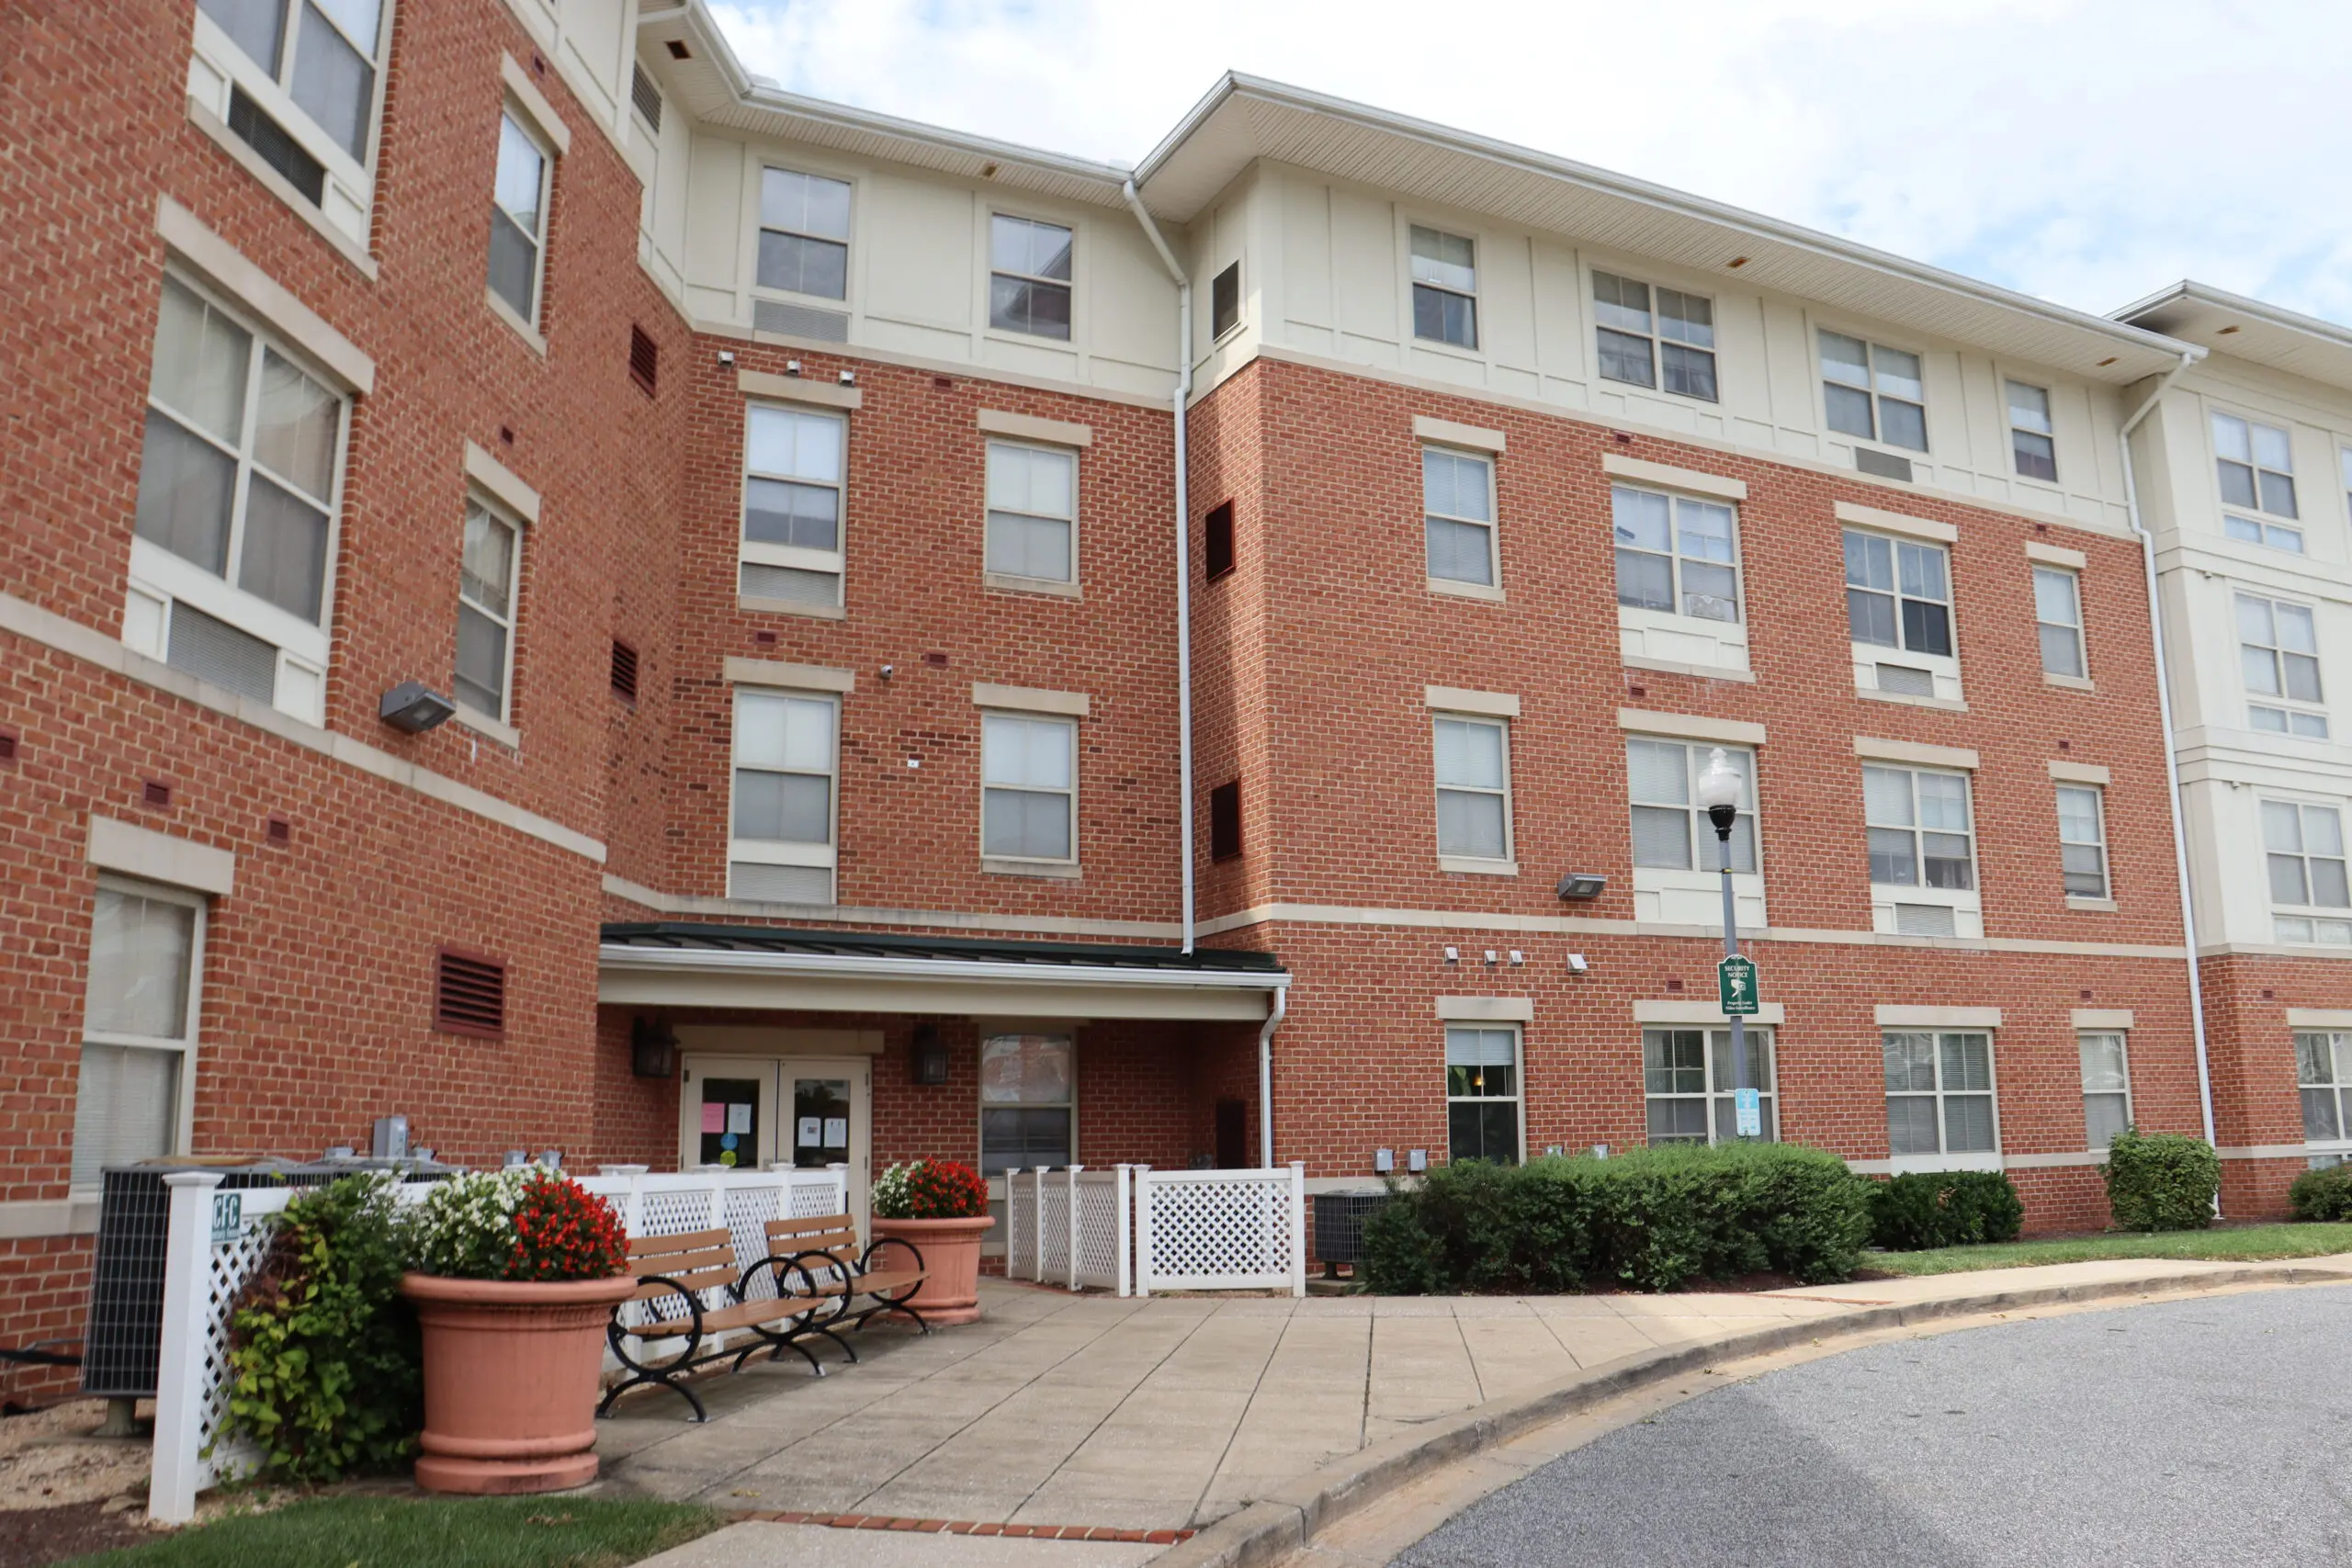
628 325 658 396
610 637 639 703
630 62 662 130
435 950 506 1039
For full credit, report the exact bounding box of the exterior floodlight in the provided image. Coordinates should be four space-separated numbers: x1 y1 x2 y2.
379 682 457 733
1555 872 1607 900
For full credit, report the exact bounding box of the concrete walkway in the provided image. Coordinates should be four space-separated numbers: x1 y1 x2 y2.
600 1255 2352 1539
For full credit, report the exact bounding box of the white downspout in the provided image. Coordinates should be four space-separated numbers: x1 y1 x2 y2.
1257 983 1286 1168
1122 178 1195 954
2118 349 2219 1165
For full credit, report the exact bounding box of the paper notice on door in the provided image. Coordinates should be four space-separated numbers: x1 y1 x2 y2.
823 1118 848 1148
728 1102 752 1135
797 1117 822 1147
701 1102 724 1134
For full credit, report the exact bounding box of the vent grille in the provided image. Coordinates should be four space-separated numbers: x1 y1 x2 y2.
1854 447 1914 482
1894 903 1957 938
0 728 19 764
629 62 662 130
142 780 173 809
1211 261 1241 339
434 949 506 1038
752 299 850 342
1209 779 1241 862
1875 663 1936 697
168 603 277 704
226 86 324 206
740 562 840 606
628 324 658 396
610 638 639 703
1204 500 1236 581
729 862 832 904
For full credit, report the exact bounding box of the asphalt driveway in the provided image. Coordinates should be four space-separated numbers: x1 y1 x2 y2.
1395 1282 2352 1568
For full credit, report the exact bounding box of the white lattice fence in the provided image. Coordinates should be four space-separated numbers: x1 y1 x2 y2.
1004 1169 1040 1279
1072 1168 1130 1295
1136 1164 1306 1296
1037 1166 1072 1282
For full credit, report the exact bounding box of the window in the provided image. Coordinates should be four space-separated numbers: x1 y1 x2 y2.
1593 272 1717 401
758 167 851 299
1203 500 1236 581
1445 1026 1520 1164
989 215 1072 340
729 688 838 903
2238 594 2326 737
1845 531 1951 659
1644 1028 1775 1145
2056 784 2108 900
982 713 1077 863
741 403 846 608
2079 1031 2131 1150
2007 381 2057 481
984 441 1077 585
73 882 203 1187
487 110 550 326
1865 767 1974 890
2034 567 2085 679
194 0 384 220
1820 332 1926 452
2264 799 2352 945
1409 225 1478 349
1883 1031 1996 1157
1613 486 1739 622
1433 716 1511 863
2298 1032 2352 1147
1628 739 1756 874
132 274 345 715
1209 780 1242 862
979 1032 1073 1175
454 498 521 723
1423 447 1497 587
1211 262 1240 340
2214 412 2300 550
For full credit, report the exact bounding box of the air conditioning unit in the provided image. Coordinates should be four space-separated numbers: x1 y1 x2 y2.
1310 1190 1393 1280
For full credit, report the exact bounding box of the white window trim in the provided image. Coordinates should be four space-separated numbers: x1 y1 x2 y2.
726 686 841 903
2236 591 2329 739
1882 1027 2003 1174
1432 711 1515 874
2004 378 2059 485
1422 443 1500 593
1818 326 1930 454
2262 795 2352 945
452 491 526 733
487 104 556 345
75 876 208 1192
985 210 1077 344
2032 564 2087 682
740 400 850 612
1591 267 1721 404
1405 220 1481 355
753 162 854 309
2055 782 2109 903
2077 1028 2132 1152
979 710 1080 874
983 438 1081 593
2296 1029 2352 1158
2210 404 2301 530
1844 527 1962 703
1443 1023 1524 1164
978 1028 1077 1177
1643 1025 1776 1146
156 197 374 393
1863 763 1984 939
1627 735 1766 929
1611 481 1746 629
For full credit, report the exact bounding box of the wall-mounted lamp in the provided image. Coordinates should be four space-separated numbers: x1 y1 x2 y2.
910 1022 949 1085
630 1016 679 1078
1555 872 1607 900
379 682 456 733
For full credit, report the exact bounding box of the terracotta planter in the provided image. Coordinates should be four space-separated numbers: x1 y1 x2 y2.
868 1214 993 1325
400 1272 637 1495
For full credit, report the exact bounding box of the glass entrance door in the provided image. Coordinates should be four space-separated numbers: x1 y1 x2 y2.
675 1055 870 1232
780 1058 869 1235
681 1058 776 1169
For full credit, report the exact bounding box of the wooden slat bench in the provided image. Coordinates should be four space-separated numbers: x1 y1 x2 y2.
763 1212 933 1364
597 1227 828 1422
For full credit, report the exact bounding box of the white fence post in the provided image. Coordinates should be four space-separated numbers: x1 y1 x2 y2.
1064 1166 1082 1291
150 1172 222 1526
1031 1165 1049 1282
1114 1165 1133 1298
1134 1166 1154 1297
1288 1161 1307 1298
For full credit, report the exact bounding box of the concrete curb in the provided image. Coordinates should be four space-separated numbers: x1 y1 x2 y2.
1155 1262 2352 1568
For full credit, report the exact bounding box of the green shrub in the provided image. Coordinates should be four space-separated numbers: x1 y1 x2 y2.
2289 1162 2352 1222
2102 1127 2219 1232
220 1175 420 1482
1359 1143 1872 1294
1867 1171 2025 1250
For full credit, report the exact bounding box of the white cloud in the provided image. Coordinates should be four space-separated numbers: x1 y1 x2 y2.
710 0 2352 323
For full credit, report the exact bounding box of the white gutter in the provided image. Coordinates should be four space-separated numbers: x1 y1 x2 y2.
1121 178 1196 954
1257 983 1286 1168
2117 349 2219 1166
598 944 1289 992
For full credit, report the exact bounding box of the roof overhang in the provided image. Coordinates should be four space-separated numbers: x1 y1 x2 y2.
2113 280 2352 393
1134 74 2190 385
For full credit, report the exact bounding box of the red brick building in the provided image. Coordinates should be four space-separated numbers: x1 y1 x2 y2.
0 0 2320 1362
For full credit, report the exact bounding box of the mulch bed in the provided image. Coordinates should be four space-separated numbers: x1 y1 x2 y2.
0 1500 152 1567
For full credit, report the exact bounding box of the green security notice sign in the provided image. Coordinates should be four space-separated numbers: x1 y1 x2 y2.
1717 955 1760 1016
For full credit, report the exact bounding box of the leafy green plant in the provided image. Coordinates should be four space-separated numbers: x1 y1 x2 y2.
2289 1161 2352 1222
1360 1143 1871 1294
2102 1127 2219 1231
219 1175 420 1483
1867 1170 2025 1250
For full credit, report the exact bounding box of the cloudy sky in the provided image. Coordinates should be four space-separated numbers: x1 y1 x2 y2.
708 0 2352 328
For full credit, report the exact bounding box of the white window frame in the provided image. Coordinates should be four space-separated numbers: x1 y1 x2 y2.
2032 565 2086 681
187 0 390 245
74 877 207 1190
2055 784 2109 902
755 164 854 304
126 268 349 727
1422 445 1498 592
1408 224 1479 352
2006 379 2057 482
983 439 1080 591
978 1029 1076 1176
1432 713 1514 872
1591 270 1718 402
1820 330 1928 453
987 212 1074 342
1612 484 1742 625
453 493 525 728
1882 1029 2001 1172
1644 1026 1776 1146
2078 1030 2132 1152
980 711 1080 870
487 106 554 336
740 401 848 613
2262 797 2352 947
1863 765 1982 939
2237 592 2328 739
2296 1031 2352 1159
1626 737 1766 927
1844 528 1960 701
1444 1024 1522 1165
2212 409 2301 551
727 685 840 905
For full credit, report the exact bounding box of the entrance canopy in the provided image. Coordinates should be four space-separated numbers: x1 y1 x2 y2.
598 924 1289 1021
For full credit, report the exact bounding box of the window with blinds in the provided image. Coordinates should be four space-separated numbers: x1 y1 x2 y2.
74 882 205 1187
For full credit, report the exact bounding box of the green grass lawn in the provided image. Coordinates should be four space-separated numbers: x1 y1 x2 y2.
66 1496 724 1568
1867 1222 2352 1277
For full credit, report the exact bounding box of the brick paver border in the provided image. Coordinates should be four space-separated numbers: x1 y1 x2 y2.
729 1509 1193 1544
